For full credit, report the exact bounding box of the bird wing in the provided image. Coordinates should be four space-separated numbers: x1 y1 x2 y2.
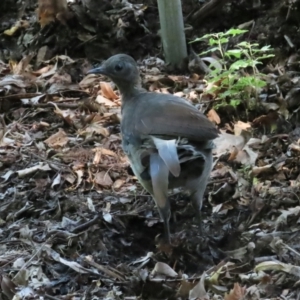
131 92 218 142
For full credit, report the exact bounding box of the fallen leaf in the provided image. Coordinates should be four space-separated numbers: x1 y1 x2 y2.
44 128 69 148
100 81 118 100
207 108 221 124
151 262 178 277
96 95 117 107
224 282 246 300
113 179 124 189
94 171 113 187
189 273 208 300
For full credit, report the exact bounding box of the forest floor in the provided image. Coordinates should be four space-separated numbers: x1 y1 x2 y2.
1 0 300 299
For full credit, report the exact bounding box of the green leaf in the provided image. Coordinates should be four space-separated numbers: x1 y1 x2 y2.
237 76 267 88
256 54 275 60
212 32 225 38
220 90 235 97
208 38 219 46
200 46 221 56
237 41 249 47
219 37 229 44
198 28 271 108
224 29 248 36
202 33 214 39
190 33 215 43
250 59 263 66
229 99 241 107
225 49 242 59
260 45 273 51
213 101 227 109
229 60 249 70
189 38 200 43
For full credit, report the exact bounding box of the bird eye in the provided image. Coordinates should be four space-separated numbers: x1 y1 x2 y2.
115 63 123 72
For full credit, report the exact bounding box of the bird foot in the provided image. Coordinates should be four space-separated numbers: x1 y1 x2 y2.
155 234 174 254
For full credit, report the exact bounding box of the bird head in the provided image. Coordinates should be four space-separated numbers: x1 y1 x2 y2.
87 54 141 94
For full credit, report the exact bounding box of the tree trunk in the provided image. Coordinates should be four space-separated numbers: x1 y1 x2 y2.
157 0 187 69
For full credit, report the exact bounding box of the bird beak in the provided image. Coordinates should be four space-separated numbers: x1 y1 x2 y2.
87 66 107 75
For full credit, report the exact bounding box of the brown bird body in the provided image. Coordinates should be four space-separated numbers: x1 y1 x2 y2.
88 54 218 243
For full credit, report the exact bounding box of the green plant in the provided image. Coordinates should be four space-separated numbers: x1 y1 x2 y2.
191 29 274 109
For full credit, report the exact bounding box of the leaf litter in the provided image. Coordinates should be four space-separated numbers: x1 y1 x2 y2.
1 1 300 299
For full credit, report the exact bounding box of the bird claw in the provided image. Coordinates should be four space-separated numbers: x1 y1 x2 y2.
155 233 174 254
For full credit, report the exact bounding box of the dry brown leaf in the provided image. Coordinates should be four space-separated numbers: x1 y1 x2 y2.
214 132 259 166
93 149 102 165
17 163 51 178
11 54 33 75
47 247 90 274
189 273 208 300
50 102 77 126
79 74 101 88
89 114 104 123
112 179 125 189
74 169 84 189
228 146 239 161
174 91 185 97
48 72 72 85
101 148 117 157
213 132 245 155
210 165 231 178
252 111 279 128
1 275 17 299
94 171 113 187
93 147 117 164
289 143 300 152
160 87 171 94
63 173 76 185
44 128 69 148
234 121 251 135
79 123 109 138
155 237 173 254
151 262 178 277
207 109 221 124
96 95 117 107
38 0 69 28
224 283 246 300
100 81 118 100
189 90 198 101
177 279 196 298
235 145 258 166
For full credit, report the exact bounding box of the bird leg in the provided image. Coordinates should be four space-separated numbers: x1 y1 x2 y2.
149 153 171 244
189 150 213 236
190 190 204 235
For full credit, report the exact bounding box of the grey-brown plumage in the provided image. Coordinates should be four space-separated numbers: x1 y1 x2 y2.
88 54 218 244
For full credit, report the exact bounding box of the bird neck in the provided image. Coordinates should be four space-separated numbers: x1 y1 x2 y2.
117 80 144 99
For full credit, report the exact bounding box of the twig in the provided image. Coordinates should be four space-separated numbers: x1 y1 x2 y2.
191 0 232 24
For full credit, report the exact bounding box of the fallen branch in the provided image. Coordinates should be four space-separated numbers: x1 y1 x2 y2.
191 0 232 24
